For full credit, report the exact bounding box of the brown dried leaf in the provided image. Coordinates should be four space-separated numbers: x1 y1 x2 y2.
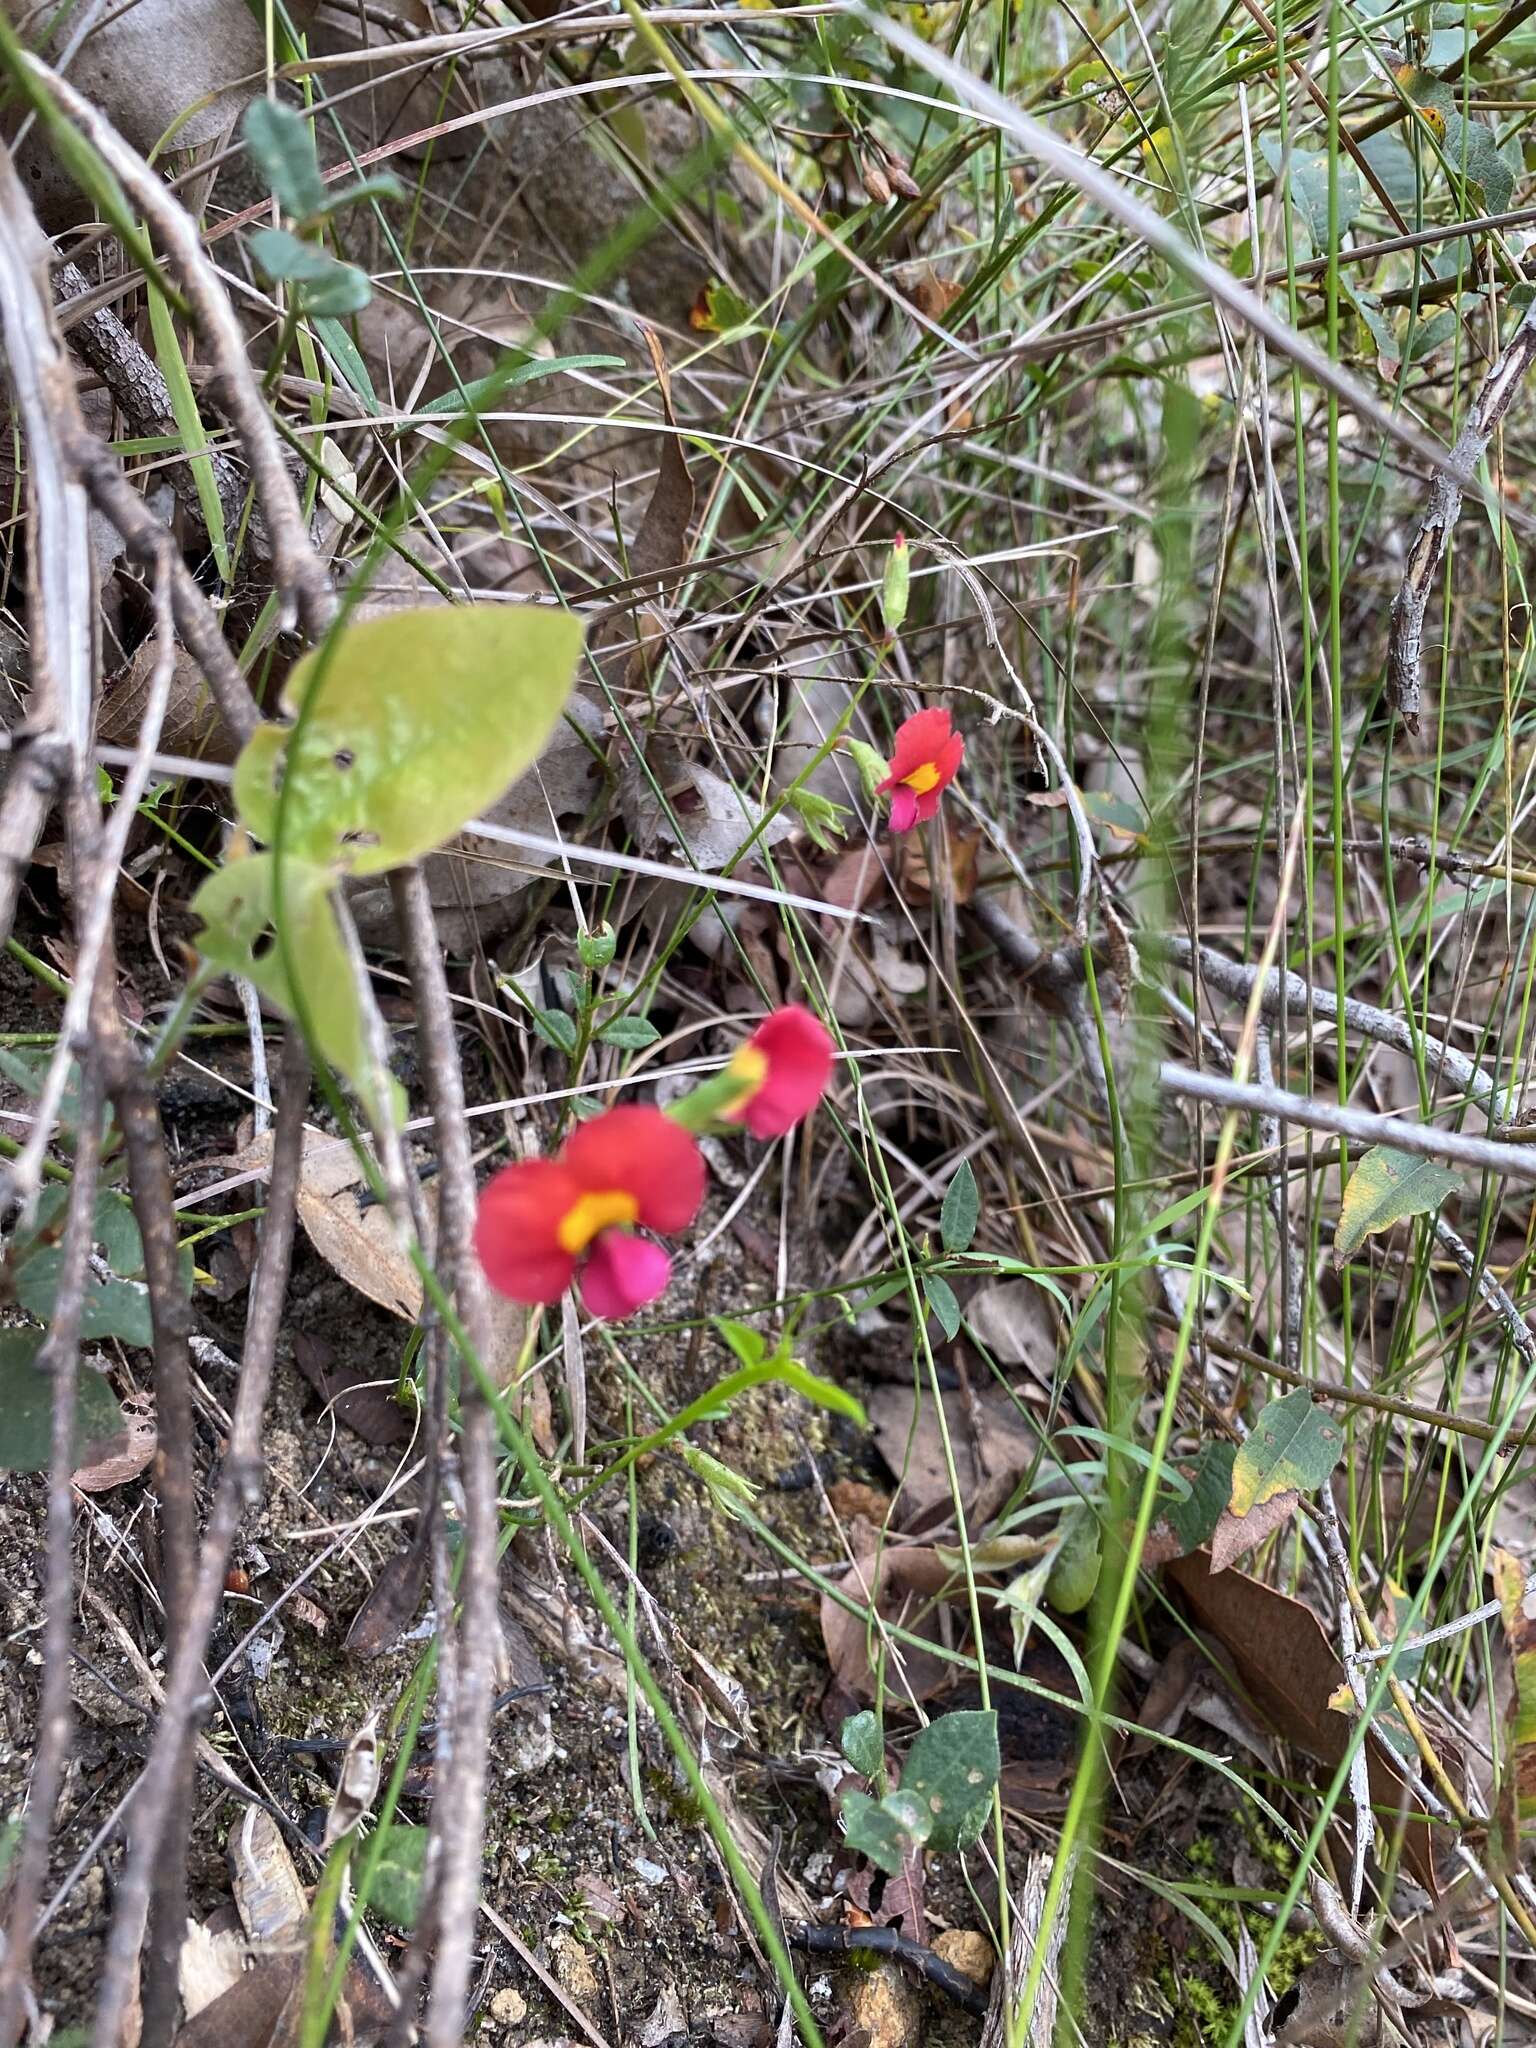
821 1540 956 1703
321 1709 381 1849
237 1131 420 1321
291 1330 413 1448
170 1955 303 2048
72 1391 157 1493
99 640 235 764
344 1541 428 1660
1167 1552 1449 1893
867 1380 1036 1531
1208 1490 1300 1574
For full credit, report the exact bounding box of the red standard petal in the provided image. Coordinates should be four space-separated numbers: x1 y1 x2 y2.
885 706 954 783
560 1104 706 1235
580 1233 672 1319
732 1005 834 1137
931 728 965 792
474 1158 580 1304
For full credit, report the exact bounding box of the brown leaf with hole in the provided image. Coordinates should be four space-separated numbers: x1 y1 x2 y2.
1167 1552 1451 1894
72 1392 156 1493
1208 1489 1299 1574
821 1540 956 1703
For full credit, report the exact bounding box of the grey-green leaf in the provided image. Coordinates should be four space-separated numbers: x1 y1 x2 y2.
242 100 327 221
840 1789 930 1875
900 1707 999 1853
1335 1144 1459 1261
840 1709 884 1779
248 228 372 316
598 1015 660 1050
367 1822 430 1930
941 1159 979 1253
923 1272 961 1342
534 1008 578 1055
0 1331 125 1474
1229 1388 1345 1516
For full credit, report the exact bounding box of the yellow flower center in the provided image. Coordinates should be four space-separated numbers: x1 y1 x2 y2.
903 760 942 795
720 1042 770 1116
557 1188 640 1254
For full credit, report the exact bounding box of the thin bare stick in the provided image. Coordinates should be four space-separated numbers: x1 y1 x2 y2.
0 1054 105 2042
1150 932 1503 1119
23 53 335 639
102 996 201 2048
1387 302 1536 731
1159 1062 1536 1181
55 257 256 554
390 867 500 2047
87 1034 310 2048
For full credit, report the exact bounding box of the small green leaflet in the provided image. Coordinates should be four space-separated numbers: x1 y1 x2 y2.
533 1008 578 1055
248 228 372 317
840 1709 884 1779
1045 1502 1100 1614
1156 1439 1237 1556
1334 1144 1459 1262
941 1159 979 1253
1228 1389 1344 1518
243 100 327 222
598 1015 660 1050
841 1789 930 1875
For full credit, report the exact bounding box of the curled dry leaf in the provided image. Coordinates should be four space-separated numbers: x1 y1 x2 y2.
321 1708 382 1848
229 1807 307 1944
72 1391 157 1493
1207 1489 1300 1575
233 1129 420 1321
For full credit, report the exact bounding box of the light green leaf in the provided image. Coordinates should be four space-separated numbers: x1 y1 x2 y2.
840 1709 884 1779
232 604 585 875
147 286 229 582
0 1331 124 1474
1335 1144 1459 1261
680 1443 760 1522
786 787 850 851
191 854 381 1113
1491 1548 1536 1835
900 1708 999 1853
1229 1388 1346 1517
248 228 372 315
999 1552 1054 1666
923 1271 961 1341
941 1159 979 1254
1443 113 1514 213
881 535 910 636
1045 1502 1101 1614
598 1015 660 1050
242 99 327 220
367 1822 430 1930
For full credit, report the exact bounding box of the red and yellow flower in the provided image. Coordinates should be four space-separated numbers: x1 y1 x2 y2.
474 1105 705 1319
876 706 964 833
719 1005 834 1137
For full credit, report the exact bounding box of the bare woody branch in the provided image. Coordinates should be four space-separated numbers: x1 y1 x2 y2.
1388 301 1536 731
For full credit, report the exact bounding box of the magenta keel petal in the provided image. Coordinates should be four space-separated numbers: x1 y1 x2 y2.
888 786 919 834
579 1232 672 1319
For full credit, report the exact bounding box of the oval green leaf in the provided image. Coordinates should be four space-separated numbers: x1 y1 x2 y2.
1334 1143 1459 1262
1228 1387 1345 1518
232 603 585 875
900 1707 999 1854
940 1158 979 1253
0 1331 125 1474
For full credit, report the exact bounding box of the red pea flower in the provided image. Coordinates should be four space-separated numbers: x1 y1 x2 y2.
721 1004 834 1137
876 706 964 833
474 1104 705 1320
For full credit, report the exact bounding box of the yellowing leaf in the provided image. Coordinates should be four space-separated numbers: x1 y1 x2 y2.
1492 1548 1536 1839
233 604 584 875
192 852 389 1116
1229 1389 1344 1517
1334 1145 1459 1262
